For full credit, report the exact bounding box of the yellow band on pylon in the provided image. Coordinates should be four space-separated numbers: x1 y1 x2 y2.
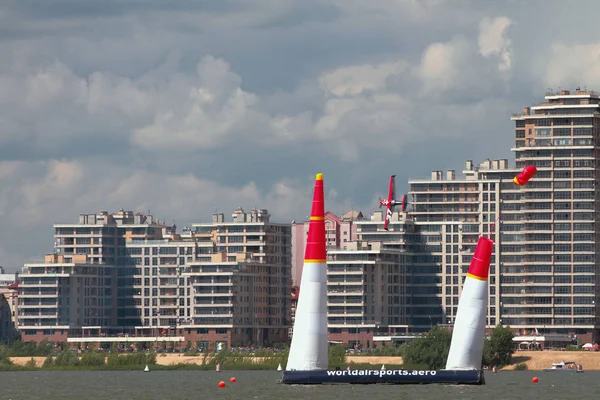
466 273 488 281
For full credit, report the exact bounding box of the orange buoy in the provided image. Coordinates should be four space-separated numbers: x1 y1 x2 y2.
532 376 538 383
218 381 226 388
230 377 236 383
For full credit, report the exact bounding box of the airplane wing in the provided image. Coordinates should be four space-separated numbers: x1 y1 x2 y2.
401 194 407 212
383 175 396 230
388 175 396 205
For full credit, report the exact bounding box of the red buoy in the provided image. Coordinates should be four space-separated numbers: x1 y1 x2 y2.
218 381 226 388
230 377 236 383
532 376 538 383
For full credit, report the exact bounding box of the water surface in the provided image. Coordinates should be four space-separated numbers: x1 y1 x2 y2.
1 370 598 400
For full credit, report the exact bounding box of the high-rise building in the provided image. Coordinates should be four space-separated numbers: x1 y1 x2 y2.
508 89 598 343
18 208 292 348
409 164 503 330
405 88 600 343
190 208 292 346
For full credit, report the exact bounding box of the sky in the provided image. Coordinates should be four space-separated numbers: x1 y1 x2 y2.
0 0 599 271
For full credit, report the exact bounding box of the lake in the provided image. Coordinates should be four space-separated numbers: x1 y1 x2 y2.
1 370 598 400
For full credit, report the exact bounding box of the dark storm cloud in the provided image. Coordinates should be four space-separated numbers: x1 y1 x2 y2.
1 0 600 270
7 0 263 19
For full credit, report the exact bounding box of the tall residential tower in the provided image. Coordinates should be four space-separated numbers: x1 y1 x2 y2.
407 89 600 343
508 89 598 342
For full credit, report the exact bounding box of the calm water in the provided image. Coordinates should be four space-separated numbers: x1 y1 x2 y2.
1 370 598 400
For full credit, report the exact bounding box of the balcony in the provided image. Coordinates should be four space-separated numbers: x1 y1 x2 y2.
328 277 363 284
193 291 233 297
195 301 233 306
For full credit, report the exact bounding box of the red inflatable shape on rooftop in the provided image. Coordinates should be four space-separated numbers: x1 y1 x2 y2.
513 165 537 186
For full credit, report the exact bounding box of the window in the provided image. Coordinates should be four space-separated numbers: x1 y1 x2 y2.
552 127 571 136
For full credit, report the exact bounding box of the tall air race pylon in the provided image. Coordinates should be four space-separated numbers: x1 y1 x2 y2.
286 173 329 371
445 236 494 370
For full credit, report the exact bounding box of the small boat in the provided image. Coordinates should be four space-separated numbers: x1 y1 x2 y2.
542 361 583 372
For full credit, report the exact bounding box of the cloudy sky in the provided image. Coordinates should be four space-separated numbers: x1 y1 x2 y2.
0 0 597 270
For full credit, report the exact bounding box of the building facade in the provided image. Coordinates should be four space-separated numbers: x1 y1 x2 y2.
18 208 292 348
405 88 600 343
409 163 504 331
508 89 599 343
326 241 408 347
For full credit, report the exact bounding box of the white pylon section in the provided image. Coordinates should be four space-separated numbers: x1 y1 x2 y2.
446 236 494 370
286 173 329 371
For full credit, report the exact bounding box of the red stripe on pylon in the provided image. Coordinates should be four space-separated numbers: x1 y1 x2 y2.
304 173 326 262
466 236 493 280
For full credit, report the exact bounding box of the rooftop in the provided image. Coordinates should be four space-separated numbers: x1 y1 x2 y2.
544 88 599 99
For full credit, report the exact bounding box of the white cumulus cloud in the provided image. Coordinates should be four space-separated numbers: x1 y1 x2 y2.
478 16 514 72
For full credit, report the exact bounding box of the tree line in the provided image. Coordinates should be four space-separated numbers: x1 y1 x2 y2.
402 325 515 369
0 325 515 370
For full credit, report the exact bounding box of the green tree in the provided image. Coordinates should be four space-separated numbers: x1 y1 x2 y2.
403 326 451 369
0 344 12 365
36 339 53 356
328 344 346 364
54 350 80 366
482 325 515 368
42 355 54 367
80 352 106 366
9 340 24 356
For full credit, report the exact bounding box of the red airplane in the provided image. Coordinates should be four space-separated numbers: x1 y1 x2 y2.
378 175 408 230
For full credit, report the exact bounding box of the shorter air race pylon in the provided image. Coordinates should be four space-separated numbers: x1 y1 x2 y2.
286 173 329 371
445 236 494 370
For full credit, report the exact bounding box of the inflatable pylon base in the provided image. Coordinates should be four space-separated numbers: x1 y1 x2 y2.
280 369 485 385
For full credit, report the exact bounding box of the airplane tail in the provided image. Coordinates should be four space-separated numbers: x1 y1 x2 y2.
401 194 408 212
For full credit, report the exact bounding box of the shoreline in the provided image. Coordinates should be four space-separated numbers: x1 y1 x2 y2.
350 351 600 371
8 351 600 371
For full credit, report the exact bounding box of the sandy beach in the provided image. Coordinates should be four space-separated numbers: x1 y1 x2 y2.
346 352 600 371
9 351 600 370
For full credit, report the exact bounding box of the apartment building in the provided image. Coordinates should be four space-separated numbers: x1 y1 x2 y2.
326 241 408 347
18 208 292 348
19 254 113 342
19 209 169 340
408 164 504 331
190 208 292 346
404 88 600 343
508 89 599 342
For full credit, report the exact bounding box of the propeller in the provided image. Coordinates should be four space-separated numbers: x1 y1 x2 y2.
378 197 383 208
